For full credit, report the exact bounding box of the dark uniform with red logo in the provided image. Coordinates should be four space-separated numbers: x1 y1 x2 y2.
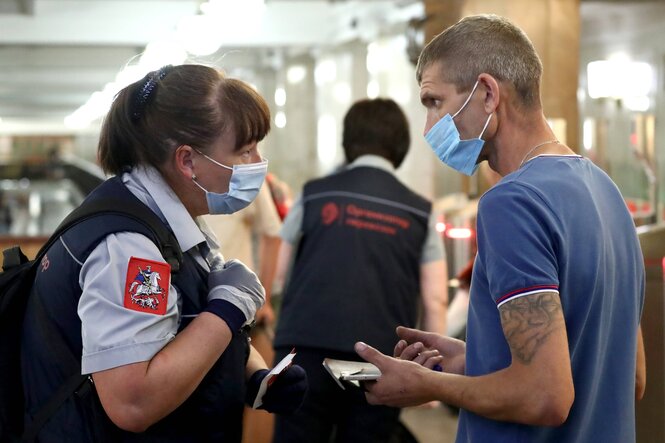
273 155 443 442
21 168 249 442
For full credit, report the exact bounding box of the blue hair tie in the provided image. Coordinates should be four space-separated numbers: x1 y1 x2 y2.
131 65 174 122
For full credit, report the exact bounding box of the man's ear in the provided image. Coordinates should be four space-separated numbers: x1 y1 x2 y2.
174 145 196 180
478 73 500 114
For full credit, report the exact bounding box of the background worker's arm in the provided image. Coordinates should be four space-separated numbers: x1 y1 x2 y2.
420 213 448 335
420 259 447 335
272 197 302 295
253 183 283 325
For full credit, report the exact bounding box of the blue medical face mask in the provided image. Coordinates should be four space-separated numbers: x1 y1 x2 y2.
425 81 492 176
192 149 268 215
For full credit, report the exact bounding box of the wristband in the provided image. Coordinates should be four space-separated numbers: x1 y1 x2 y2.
204 299 246 333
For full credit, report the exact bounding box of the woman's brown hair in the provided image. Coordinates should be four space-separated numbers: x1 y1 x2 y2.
98 64 271 175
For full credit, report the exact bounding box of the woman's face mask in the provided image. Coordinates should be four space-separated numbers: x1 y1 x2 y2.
424 80 492 176
192 149 268 215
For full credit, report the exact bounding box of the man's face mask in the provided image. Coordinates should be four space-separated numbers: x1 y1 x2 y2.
425 80 492 176
192 149 268 215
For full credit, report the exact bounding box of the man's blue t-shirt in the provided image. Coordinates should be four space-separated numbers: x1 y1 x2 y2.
457 155 645 443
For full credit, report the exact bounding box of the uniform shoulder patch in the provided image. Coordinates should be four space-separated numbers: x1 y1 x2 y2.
123 257 171 315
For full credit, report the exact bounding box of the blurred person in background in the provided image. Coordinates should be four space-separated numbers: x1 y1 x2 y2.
272 98 448 443
265 172 293 222
354 14 645 443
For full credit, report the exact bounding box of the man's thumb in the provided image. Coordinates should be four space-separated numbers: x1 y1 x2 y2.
354 341 386 366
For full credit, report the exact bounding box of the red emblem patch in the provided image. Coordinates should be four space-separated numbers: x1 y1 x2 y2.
321 202 339 225
123 257 171 315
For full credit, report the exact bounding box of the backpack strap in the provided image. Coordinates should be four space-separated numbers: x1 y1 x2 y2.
39 195 183 273
23 374 90 442
2 246 29 271
21 186 184 441
22 309 89 442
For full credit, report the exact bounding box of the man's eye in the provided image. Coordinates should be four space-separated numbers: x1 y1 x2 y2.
423 98 441 109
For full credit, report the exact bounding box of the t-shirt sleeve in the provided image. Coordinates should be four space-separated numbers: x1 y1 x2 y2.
279 197 303 245
78 232 179 374
476 184 560 308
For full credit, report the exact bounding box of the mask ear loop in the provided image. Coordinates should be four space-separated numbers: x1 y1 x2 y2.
478 113 493 139
452 80 481 119
193 148 234 171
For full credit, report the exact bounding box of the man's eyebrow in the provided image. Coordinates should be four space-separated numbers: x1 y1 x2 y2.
419 91 436 104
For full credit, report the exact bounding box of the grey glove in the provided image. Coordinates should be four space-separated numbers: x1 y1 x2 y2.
207 259 266 328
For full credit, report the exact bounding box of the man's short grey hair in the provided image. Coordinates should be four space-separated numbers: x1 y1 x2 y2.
416 14 543 108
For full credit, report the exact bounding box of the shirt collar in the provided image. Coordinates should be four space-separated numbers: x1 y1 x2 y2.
195 216 222 253
347 154 396 174
123 166 205 253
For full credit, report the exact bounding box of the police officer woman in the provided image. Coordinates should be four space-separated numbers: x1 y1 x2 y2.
20 64 307 442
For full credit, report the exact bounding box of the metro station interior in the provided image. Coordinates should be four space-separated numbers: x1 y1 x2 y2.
1 1 664 442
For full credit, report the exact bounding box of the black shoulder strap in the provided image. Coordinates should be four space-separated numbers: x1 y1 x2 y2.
38 196 182 273
22 192 184 441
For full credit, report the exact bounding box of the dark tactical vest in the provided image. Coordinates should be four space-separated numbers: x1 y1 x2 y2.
275 166 431 355
21 177 249 442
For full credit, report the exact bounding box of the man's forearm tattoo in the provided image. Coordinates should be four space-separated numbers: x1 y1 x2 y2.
500 292 562 364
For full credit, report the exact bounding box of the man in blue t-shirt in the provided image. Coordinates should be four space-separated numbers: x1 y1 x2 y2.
353 14 646 443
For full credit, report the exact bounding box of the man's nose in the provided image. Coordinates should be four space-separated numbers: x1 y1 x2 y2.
423 120 434 137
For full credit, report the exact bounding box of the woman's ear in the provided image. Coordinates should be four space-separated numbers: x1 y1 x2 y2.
174 145 196 180
478 73 500 114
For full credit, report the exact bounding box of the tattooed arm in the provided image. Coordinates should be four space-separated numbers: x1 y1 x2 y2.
449 291 574 424
355 291 574 426
443 291 574 424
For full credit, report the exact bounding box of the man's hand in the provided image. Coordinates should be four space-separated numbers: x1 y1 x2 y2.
394 326 466 375
354 342 440 408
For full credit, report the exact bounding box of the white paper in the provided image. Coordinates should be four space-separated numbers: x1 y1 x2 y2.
252 351 296 409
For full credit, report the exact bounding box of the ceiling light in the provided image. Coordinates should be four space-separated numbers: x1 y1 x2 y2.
317 115 338 168
176 15 221 56
275 87 286 107
275 111 286 129
587 60 653 99
367 80 380 99
287 65 307 84
333 83 351 104
315 59 337 86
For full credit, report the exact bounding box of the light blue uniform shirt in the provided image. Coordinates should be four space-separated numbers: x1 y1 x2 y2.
78 166 223 374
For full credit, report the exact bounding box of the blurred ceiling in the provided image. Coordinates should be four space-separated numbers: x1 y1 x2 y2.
0 0 664 135
0 0 422 134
